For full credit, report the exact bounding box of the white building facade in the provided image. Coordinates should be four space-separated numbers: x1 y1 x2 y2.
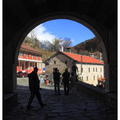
76 63 104 86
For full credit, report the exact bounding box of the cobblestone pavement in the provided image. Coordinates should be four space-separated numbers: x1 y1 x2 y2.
4 78 117 120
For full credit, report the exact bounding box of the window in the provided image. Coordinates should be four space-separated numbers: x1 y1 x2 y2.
97 75 99 79
46 61 49 65
65 61 67 64
93 68 95 72
86 76 88 81
100 68 102 72
88 68 90 72
54 61 56 64
96 68 97 72
26 53 28 57
36 56 38 59
32 55 34 58
93 76 95 80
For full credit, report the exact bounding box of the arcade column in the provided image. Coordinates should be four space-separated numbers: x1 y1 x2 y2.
104 31 117 93
4 41 17 93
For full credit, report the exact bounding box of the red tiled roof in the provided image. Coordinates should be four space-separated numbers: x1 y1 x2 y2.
61 51 104 64
21 44 44 54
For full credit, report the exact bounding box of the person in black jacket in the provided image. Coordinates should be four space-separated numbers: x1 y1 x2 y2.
27 67 46 109
72 62 78 82
62 68 70 95
72 62 78 75
53 68 61 95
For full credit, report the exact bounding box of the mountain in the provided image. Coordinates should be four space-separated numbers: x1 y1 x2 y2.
24 36 52 50
72 37 102 54
39 40 51 50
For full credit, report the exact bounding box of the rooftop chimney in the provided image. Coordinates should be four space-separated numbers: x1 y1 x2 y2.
60 45 63 52
66 47 71 53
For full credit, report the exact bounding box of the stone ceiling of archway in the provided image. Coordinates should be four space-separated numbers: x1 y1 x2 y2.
4 0 116 46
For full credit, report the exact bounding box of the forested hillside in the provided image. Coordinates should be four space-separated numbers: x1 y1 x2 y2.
72 37 102 55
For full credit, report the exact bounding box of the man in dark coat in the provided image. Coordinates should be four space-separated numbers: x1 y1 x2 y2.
72 62 78 75
53 68 61 95
62 68 70 95
27 67 46 109
72 62 78 82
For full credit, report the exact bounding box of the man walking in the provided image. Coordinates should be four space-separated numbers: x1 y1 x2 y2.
27 67 46 109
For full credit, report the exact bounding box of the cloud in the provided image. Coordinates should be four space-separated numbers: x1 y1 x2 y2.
71 39 74 43
27 24 56 43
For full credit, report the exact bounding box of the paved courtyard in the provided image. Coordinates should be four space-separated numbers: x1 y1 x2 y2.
4 78 117 120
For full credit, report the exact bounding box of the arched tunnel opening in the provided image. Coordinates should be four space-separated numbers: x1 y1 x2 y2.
5 18 116 119
16 18 106 88
3 0 117 117
16 18 107 90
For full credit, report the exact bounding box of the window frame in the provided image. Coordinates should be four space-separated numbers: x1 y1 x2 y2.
86 76 88 81
65 61 67 64
54 61 56 64
88 68 90 72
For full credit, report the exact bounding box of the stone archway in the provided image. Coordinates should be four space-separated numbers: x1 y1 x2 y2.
4 0 117 98
13 14 115 94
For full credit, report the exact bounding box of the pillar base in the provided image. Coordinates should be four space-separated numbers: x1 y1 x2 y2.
4 92 18 115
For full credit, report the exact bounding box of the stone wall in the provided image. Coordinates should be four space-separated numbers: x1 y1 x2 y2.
45 53 73 74
76 81 116 111
105 93 117 111
76 81 105 100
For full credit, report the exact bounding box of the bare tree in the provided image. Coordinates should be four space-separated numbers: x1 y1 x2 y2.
62 38 72 51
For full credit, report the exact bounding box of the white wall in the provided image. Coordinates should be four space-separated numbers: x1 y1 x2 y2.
76 63 104 86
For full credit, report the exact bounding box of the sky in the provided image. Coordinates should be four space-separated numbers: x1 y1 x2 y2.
28 19 95 47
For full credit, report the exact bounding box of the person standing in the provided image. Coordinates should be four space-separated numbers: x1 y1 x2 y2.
27 67 46 109
62 68 70 95
53 68 61 95
72 62 78 81
57 69 61 87
69 72 76 95
72 62 78 75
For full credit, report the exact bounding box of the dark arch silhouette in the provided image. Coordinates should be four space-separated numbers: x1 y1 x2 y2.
4 0 117 112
